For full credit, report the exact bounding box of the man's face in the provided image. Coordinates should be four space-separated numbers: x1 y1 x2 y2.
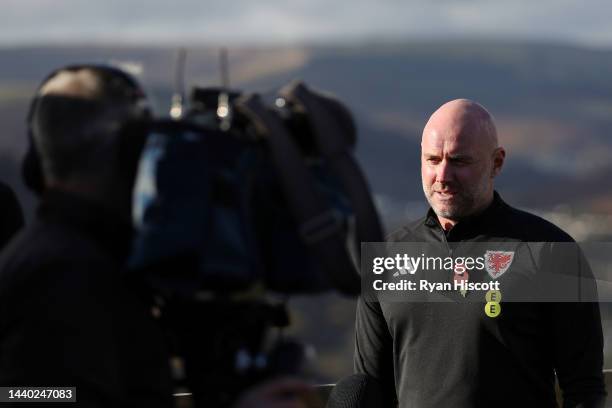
421 121 495 222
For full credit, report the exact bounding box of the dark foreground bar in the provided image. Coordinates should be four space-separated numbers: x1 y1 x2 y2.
173 372 612 407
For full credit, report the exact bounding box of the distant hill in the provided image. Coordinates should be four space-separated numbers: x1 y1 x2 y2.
2 41 611 225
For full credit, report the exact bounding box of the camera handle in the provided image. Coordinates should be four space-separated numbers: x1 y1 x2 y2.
236 94 360 295
279 81 385 256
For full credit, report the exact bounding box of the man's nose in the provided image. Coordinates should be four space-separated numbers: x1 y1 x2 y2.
436 159 453 183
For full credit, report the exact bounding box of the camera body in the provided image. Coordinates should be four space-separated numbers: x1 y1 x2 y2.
126 81 383 406
129 83 374 297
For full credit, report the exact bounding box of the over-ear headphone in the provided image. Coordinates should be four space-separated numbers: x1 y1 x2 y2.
21 64 150 195
22 94 45 194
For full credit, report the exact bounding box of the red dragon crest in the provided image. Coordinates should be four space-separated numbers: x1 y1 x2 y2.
485 251 514 279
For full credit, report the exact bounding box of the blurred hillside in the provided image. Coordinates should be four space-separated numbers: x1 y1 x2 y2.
2 42 612 223
1 41 612 380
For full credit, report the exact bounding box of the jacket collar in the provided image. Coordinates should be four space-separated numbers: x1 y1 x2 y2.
424 191 508 238
37 189 133 260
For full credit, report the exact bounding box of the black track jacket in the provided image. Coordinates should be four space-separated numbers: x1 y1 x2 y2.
354 192 606 408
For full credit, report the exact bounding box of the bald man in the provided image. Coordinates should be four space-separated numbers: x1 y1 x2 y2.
354 99 606 407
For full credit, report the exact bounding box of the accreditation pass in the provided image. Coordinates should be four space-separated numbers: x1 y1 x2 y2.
0 387 76 402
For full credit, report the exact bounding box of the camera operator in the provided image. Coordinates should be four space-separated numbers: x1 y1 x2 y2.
0 64 315 408
0 65 174 407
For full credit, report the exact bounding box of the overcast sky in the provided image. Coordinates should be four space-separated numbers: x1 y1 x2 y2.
2 0 612 47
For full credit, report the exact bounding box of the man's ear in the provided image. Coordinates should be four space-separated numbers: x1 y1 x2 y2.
492 147 505 178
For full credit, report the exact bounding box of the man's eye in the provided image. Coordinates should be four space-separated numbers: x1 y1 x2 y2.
426 158 440 164
451 158 470 166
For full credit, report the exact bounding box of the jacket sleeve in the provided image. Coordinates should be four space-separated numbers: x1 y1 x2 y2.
550 301 606 408
353 296 397 407
542 243 607 408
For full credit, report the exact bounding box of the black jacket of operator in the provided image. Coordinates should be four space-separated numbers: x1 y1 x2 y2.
0 191 173 408
354 192 606 408
0 181 24 250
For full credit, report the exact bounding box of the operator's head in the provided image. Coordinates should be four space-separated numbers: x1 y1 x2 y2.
421 99 505 228
26 64 149 209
